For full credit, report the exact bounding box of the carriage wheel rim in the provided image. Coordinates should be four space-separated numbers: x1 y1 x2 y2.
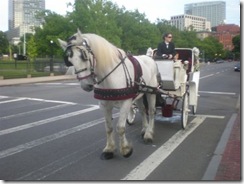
182 93 189 129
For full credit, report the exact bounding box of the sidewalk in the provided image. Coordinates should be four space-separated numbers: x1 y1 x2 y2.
0 74 75 87
214 109 241 181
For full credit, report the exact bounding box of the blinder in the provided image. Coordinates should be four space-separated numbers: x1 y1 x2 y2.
64 47 73 67
62 39 96 82
78 47 89 61
64 56 73 67
63 44 89 67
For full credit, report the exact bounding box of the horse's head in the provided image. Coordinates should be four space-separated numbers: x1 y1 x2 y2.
58 29 95 92
146 47 153 57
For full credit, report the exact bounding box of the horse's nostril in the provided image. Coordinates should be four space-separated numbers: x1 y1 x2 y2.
82 84 94 92
88 85 93 89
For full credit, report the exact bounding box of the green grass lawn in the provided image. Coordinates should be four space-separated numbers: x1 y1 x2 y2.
0 60 65 79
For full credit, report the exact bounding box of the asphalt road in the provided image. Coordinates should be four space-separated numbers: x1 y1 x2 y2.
0 61 240 181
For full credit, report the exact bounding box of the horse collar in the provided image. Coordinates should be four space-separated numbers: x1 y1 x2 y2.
94 55 143 100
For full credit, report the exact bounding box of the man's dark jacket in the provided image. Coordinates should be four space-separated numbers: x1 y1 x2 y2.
156 42 176 57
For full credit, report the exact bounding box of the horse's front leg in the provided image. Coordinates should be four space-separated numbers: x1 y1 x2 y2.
143 94 156 143
100 102 115 160
117 100 133 158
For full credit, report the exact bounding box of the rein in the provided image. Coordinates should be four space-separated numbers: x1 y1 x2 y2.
65 41 143 100
66 42 128 85
96 54 127 85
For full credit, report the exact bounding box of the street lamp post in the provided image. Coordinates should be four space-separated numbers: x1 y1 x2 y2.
22 24 27 56
50 40 54 74
23 31 26 56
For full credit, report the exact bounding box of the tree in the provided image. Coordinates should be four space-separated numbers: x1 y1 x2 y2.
34 11 76 57
28 0 229 59
27 35 38 60
117 9 160 53
232 35 240 59
196 36 224 61
70 0 122 46
0 31 9 55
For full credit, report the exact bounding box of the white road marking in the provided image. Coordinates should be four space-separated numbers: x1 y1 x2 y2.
66 83 79 85
200 74 214 79
0 98 26 104
24 97 77 105
193 114 225 119
199 91 236 95
0 105 99 136
34 83 79 86
0 113 119 159
122 116 206 180
35 83 63 85
0 104 71 120
0 96 77 105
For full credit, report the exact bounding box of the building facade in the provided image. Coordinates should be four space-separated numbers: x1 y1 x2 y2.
7 0 45 44
184 1 226 27
212 24 240 51
170 14 211 32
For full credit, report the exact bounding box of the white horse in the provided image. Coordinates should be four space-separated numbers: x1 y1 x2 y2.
58 30 158 159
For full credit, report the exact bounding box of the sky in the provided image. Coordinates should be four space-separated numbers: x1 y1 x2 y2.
0 0 241 32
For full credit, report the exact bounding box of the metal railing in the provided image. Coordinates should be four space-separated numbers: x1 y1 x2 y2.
0 58 67 79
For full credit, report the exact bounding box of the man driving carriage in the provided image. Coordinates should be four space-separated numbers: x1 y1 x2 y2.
144 33 178 109
155 33 177 60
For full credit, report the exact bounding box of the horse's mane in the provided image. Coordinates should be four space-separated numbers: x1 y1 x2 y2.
81 33 124 70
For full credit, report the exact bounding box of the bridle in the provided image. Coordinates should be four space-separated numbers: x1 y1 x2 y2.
64 40 127 86
64 41 97 82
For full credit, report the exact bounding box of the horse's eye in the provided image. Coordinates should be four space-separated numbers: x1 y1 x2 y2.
82 41 87 46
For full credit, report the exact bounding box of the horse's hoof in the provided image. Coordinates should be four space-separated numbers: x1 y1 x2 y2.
123 148 133 158
100 152 114 160
126 119 134 126
143 138 153 144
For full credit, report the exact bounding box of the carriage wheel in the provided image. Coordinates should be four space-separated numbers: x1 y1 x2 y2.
192 93 199 115
126 106 137 125
192 105 197 115
181 92 189 129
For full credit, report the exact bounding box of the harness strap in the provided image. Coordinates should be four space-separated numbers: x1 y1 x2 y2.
96 56 127 85
94 54 143 100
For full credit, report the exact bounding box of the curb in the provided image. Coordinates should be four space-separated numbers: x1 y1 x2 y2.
202 113 238 180
0 75 76 87
202 108 241 181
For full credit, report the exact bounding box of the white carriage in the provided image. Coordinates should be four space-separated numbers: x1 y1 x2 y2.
127 47 200 129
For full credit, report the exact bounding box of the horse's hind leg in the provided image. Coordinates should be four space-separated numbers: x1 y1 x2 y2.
117 100 133 158
136 97 149 137
100 102 115 160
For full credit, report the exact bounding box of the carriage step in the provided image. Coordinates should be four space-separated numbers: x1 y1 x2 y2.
181 108 191 112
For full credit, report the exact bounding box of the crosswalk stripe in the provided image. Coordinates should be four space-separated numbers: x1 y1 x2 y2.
0 105 99 136
0 113 119 159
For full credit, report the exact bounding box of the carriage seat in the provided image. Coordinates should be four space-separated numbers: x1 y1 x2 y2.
156 60 186 90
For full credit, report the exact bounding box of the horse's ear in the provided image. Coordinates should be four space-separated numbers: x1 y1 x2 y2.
58 39 68 51
77 28 82 37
